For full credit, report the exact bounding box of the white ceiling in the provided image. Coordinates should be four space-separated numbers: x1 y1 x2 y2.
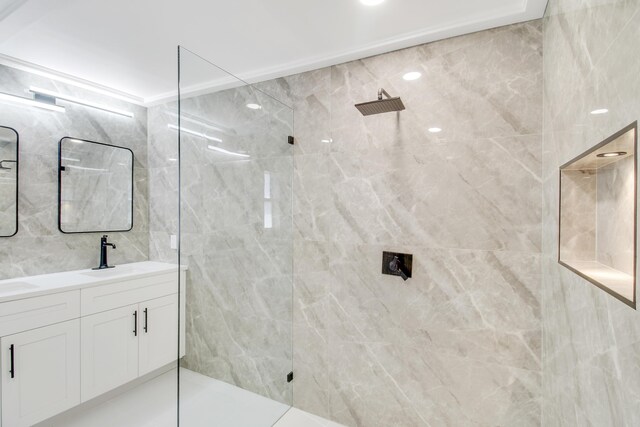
0 0 547 104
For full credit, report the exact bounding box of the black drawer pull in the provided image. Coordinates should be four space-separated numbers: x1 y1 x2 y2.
133 310 138 336
144 308 148 333
9 344 14 379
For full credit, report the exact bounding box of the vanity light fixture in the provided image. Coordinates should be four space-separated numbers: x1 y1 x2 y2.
360 0 385 5
29 87 134 118
246 103 262 110
0 91 65 112
167 124 223 142
207 145 250 158
590 108 609 115
403 71 422 81
428 127 442 133
597 151 627 158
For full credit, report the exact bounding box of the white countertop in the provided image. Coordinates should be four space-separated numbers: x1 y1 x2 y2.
0 261 186 304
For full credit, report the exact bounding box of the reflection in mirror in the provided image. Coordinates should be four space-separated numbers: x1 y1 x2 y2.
0 126 18 237
58 137 134 233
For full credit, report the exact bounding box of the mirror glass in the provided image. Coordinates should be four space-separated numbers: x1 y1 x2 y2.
0 126 18 237
59 137 134 233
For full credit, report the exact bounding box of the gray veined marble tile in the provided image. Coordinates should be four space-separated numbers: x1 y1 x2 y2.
543 0 640 422
314 134 542 251
0 64 149 279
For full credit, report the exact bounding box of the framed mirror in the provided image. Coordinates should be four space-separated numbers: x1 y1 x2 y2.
58 137 134 233
0 126 18 237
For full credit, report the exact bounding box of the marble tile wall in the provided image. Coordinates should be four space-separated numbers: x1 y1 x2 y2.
559 169 597 262
260 20 543 426
596 156 635 275
147 102 179 264
542 0 640 424
148 81 294 408
0 64 149 279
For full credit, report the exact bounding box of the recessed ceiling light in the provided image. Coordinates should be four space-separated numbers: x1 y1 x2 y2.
403 72 422 81
428 127 442 133
360 0 385 5
247 103 262 110
590 108 608 115
321 138 333 143
597 151 627 158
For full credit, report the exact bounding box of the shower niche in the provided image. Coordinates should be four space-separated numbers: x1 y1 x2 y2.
559 122 637 308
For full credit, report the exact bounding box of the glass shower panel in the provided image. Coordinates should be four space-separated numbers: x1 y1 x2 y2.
177 47 293 427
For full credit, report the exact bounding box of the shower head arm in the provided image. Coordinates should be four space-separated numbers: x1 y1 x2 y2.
378 88 392 101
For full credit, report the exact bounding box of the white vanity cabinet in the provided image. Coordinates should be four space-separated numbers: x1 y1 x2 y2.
139 294 180 376
0 262 186 427
81 295 183 401
1 319 81 427
81 304 140 401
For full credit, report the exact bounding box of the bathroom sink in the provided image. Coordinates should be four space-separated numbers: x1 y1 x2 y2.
0 282 39 293
81 265 140 278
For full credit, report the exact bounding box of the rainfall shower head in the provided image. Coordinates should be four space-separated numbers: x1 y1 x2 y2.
355 88 405 116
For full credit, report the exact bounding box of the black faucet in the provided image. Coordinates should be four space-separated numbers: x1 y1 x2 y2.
93 235 116 270
389 256 409 281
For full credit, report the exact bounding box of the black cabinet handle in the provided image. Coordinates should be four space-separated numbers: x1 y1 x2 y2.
9 344 14 379
144 308 148 333
133 310 138 336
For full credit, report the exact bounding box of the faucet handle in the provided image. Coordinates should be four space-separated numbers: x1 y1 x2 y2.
389 256 401 272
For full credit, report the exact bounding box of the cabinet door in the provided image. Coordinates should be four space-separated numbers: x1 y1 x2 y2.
139 294 179 376
1 319 80 427
81 304 139 401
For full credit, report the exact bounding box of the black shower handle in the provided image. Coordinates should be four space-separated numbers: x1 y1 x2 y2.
389 256 409 281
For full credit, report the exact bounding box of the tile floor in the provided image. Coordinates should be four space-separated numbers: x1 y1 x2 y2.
35 368 344 427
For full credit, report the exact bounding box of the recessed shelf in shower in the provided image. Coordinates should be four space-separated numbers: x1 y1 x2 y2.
558 122 638 308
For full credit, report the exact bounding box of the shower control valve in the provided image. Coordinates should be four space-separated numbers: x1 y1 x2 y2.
382 251 412 281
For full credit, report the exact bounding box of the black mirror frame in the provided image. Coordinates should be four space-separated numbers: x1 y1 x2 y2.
0 125 18 238
57 136 134 234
